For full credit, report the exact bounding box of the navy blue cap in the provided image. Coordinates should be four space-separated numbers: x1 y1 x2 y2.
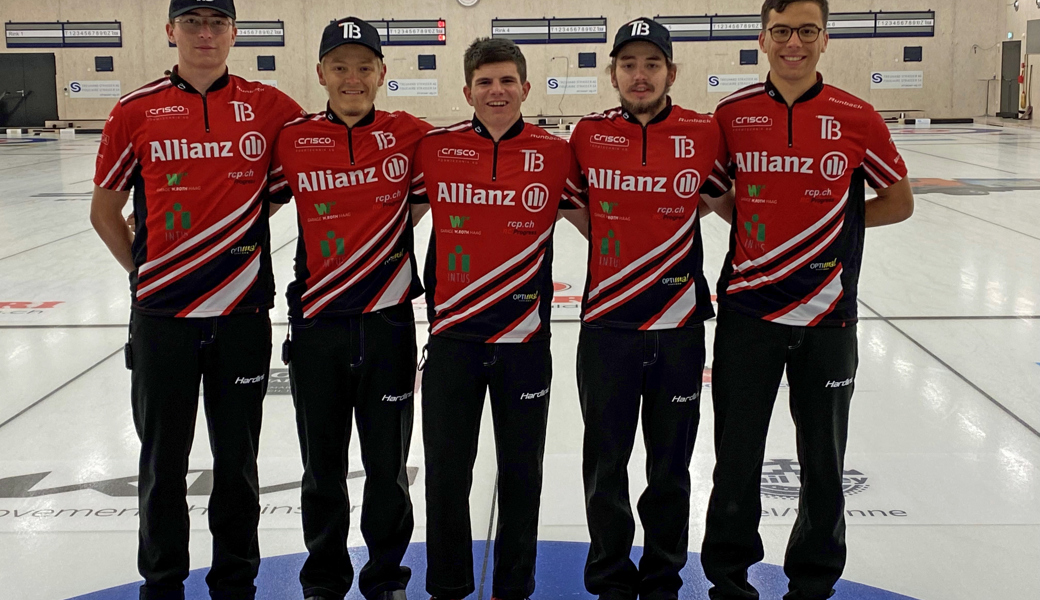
610 18 673 60
169 0 236 20
320 17 384 60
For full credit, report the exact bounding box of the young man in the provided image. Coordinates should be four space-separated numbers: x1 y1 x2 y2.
567 18 730 600
409 37 584 600
700 1 914 599
89 1 305 599
267 17 429 600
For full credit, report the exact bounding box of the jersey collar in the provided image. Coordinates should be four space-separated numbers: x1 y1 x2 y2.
471 115 525 142
325 104 377 129
169 66 230 95
621 97 673 127
764 73 825 105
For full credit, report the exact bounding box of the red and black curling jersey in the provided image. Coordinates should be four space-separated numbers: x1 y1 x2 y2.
714 75 907 327
269 107 430 319
570 102 730 330
410 117 584 343
94 68 304 318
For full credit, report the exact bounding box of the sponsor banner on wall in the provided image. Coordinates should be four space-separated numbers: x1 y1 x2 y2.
547 77 598 95
871 71 924 90
707 74 761 93
386 79 439 97
68 81 122 99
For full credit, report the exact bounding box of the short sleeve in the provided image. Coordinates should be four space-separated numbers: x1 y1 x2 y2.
93 104 138 192
862 111 908 189
266 135 292 204
700 117 732 198
559 144 586 210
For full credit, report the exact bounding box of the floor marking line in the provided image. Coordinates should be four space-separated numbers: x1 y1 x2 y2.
0 346 123 432
859 299 1040 440
478 472 499 600
898 147 1019 174
919 198 1040 242
0 229 94 262
0 156 67 172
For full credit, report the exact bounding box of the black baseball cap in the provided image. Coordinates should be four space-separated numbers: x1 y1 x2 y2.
169 0 236 20
610 17 672 61
319 17 384 60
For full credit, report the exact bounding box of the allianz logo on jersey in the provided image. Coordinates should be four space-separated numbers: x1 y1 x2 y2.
295 136 335 150
438 148 480 162
437 182 550 213
149 132 267 162
734 151 849 182
299 168 378 192
588 168 702 199
590 133 630 148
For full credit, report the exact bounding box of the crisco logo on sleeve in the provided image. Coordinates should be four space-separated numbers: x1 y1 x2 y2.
438 147 480 162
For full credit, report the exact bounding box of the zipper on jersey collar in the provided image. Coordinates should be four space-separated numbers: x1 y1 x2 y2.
763 74 824 149
472 115 525 182
326 105 377 166
621 100 672 166
169 67 230 134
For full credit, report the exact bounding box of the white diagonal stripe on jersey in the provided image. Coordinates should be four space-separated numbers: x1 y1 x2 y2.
585 234 695 321
302 201 407 300
862 164 888 189
139 185 264 276
708 174 726 190
412 172 424 183
367 259 413 313
268 180 289 193
303 219 408 318
270 166 283 175
727 217 843 293
588 209 697 300
120 80 172 104
136 204 262 298
732 189 847 274
432 254 544 335
766 266 844 326
865 149 901 181
436 226 553 312
644 280 700 331
181 251 262 318
488 302 541 344
116 159 139 191
99 143 134 188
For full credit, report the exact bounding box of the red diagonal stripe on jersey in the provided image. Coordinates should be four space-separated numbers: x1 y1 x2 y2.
763 266 844 326
175 249 262 318
726 217 843 293
365 252 413 313
588 212 697 301
486 301 542 344
136 202 262 300
640 278 699 331
303 217 409 318
585 233 695 322
430 251 545 336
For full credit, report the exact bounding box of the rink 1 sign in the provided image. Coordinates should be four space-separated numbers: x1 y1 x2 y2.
870 71 923 90
68 80 121 98
386 79 439 97
547 77 598 95
707 74 761 93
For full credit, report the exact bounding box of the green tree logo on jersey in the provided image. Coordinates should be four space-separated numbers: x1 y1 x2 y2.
448 245 470 273
744 214 766 243
600 229 620 257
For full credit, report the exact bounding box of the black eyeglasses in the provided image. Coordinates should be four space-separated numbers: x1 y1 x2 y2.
767 24 823 43
174 15 232 35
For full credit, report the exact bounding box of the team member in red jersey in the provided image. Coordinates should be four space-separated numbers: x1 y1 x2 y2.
568 18 731 600
89 1 304 599
267 17 429 600
700 2 914 599
409 38 584 600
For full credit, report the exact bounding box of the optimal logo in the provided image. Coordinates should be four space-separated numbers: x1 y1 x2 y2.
438 147 480 162
761 458 869 500
239 132 267 162
820 151 849 182
382 153 410 183
673 169 702 199
521 183 550 213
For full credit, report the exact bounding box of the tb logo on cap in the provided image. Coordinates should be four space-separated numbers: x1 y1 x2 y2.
341 21 362 39
630 21 651 36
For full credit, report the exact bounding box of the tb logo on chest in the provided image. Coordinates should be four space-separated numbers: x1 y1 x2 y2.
522 149 544 173
670 136 695 159
373 131 396 150
230 101 254 123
